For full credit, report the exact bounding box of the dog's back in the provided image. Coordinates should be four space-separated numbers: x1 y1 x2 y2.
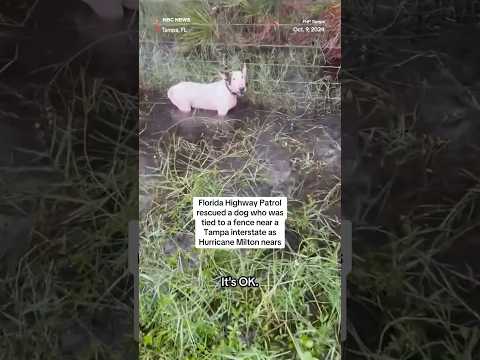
167 80 236 114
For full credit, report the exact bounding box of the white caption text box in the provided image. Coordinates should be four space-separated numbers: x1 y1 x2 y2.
193 197 287 249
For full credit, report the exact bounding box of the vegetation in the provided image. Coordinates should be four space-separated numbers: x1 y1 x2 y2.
140 0 341 358
1 71 137 358
343 1 480 358
140 127 340 358
139 0 341 113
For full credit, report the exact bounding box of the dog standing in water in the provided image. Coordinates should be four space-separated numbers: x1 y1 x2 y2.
167 64 247 116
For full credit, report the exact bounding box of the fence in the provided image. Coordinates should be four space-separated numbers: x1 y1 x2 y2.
139 31 341 108
141 39 331 50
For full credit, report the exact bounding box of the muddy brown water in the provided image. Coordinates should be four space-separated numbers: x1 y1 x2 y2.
140 93 340 200
140 92 341 254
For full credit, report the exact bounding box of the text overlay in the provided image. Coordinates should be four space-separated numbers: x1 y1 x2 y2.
193 197 287 249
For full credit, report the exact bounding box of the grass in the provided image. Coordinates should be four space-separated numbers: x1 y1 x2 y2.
140 43 339 113
0 70 137 358
140 249 339 359
139 0 341 114
140 133 340 359
139 1 341 358
139 88 341 359
342 1 480 356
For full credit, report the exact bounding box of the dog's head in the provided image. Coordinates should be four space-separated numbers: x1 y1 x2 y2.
220 63 247 96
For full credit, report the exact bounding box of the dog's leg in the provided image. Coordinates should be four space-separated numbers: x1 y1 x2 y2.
171 99 191 113
217 107 228 117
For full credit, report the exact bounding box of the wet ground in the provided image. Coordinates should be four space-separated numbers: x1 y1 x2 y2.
139 90 340 218
139 90 341 272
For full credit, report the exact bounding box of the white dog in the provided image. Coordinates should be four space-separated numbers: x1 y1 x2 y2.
167 64 247 116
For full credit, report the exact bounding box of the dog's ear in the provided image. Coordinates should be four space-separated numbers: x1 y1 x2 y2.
242 63 247 78
218 72 226 80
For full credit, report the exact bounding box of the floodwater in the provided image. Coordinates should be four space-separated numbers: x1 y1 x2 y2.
139 90 340 216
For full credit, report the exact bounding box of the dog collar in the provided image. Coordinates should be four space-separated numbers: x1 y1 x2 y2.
224 81 239 96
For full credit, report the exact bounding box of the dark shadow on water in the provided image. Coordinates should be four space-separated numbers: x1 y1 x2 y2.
142 105 237 144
